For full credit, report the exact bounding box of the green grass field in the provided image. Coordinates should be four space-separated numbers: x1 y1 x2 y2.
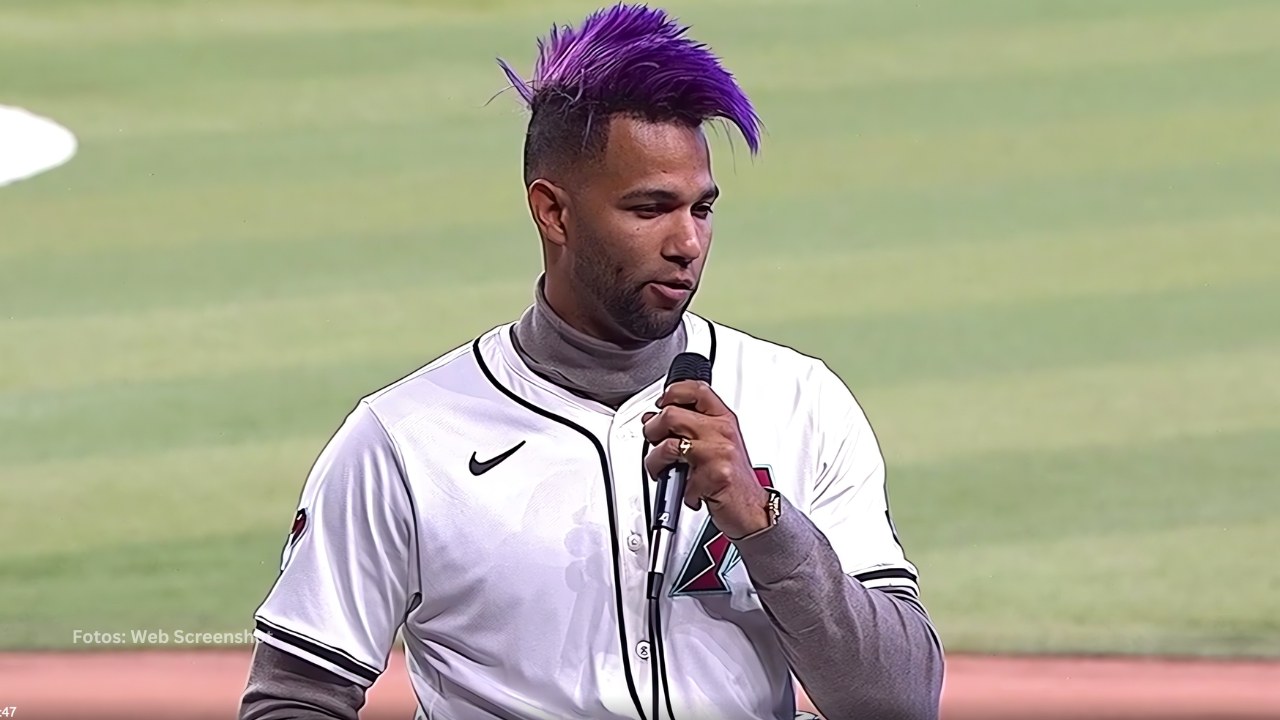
3 0 1279 657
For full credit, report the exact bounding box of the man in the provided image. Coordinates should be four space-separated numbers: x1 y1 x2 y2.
239 4 944 719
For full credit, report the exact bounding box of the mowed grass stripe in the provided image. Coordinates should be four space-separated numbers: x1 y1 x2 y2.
0 218 538 318
1 0 1264 47
732 2 1280 90
5 114 517 194
6 4 1275 146
0 439 324 559
699 213 1280 323
0 163 528 260
18 89 1276 195
0 0 535 47
4 211 1278 392
4 67 509 142
5 170 1278 318
8 0 1275 102
0 4 527 139
921 519 1280 658
858 345 1280 467
741 281 1280 391
7 2 1269 198
780 102 1280 192
1 280 530 392
891 429 1280 549
0 530 285 650
74 1 1276 94
4 337 1278 470
718 156 1280 257
5 270 1279 398
0 357 423 466
8 142 1278 269
904 430 1280 656
765 49 1280 137
9 29 1273 146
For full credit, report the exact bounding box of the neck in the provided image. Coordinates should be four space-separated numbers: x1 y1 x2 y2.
511 275 686 408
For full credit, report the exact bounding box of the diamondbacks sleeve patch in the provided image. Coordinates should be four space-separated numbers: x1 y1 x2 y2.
280 508 307 570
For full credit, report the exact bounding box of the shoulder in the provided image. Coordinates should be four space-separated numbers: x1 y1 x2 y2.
358 323 510 421
701 315 848 393
306 323 514 479
304 322 516 454
701 315 869 430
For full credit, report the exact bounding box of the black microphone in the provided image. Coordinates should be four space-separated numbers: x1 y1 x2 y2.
647 351 712 600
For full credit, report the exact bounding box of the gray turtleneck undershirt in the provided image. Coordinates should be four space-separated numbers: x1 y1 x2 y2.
509 277 687 408
239 280 944 720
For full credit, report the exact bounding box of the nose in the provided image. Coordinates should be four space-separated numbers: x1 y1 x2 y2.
662 214 704 267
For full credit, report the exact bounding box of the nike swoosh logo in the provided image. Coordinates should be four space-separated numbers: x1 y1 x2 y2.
468 441 526 476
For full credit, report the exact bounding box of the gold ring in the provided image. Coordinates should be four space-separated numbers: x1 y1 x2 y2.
677 438 693 458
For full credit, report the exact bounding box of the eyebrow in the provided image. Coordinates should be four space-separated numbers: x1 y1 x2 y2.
619 185 720 204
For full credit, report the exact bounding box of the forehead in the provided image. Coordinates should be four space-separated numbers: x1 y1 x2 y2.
594 116 713 193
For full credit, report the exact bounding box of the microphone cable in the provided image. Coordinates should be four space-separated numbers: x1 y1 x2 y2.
648 590 677 720
645 452 677 720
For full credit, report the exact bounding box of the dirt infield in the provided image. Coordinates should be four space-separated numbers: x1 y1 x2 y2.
2 650 1277 719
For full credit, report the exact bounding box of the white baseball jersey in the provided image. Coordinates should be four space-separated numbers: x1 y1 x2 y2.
253 311 919 720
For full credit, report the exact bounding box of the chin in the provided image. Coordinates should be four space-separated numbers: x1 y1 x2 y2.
630 309 685 341
604 288 690 342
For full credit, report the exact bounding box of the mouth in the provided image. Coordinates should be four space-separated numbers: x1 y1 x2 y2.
645 279 694 305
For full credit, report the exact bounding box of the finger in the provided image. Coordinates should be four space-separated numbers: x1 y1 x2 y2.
641 405 709 445
644 437 684 480
657 380 729 416
644 436 704 481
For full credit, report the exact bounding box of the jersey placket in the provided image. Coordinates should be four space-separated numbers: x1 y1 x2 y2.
605 410 656 716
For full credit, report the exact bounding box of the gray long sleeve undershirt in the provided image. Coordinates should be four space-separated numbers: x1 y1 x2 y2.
240 641 364 720
735 493 944 719
240 284 944 719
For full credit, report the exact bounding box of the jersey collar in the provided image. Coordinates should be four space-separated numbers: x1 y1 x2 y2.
493 311 716 420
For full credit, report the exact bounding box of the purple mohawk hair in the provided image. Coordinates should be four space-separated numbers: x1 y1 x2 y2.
497 3 762 155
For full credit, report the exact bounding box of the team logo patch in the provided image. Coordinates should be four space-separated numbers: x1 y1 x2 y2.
279 508 307 570
670 466 774 597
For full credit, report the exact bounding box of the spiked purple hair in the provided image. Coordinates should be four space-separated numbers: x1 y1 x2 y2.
497 3 762 176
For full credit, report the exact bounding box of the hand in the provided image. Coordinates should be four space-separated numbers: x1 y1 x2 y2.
641 380 771 540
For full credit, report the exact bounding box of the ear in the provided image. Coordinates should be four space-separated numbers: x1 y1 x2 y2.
527 179 570 248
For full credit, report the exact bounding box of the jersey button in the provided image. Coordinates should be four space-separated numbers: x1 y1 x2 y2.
627 533 643 552
636 640 650 661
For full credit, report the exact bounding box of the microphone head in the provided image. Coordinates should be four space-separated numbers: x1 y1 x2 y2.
666 352 712 387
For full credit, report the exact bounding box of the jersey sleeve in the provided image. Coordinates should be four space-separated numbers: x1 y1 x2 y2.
252 400 420 687
804 361 921 596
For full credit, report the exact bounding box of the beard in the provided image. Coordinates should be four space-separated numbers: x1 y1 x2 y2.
569 232 691 342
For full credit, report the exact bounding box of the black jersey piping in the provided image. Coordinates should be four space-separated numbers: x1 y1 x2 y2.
705 319 718 367
472 337 648 720
640 440 653 530
255 618 380 683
